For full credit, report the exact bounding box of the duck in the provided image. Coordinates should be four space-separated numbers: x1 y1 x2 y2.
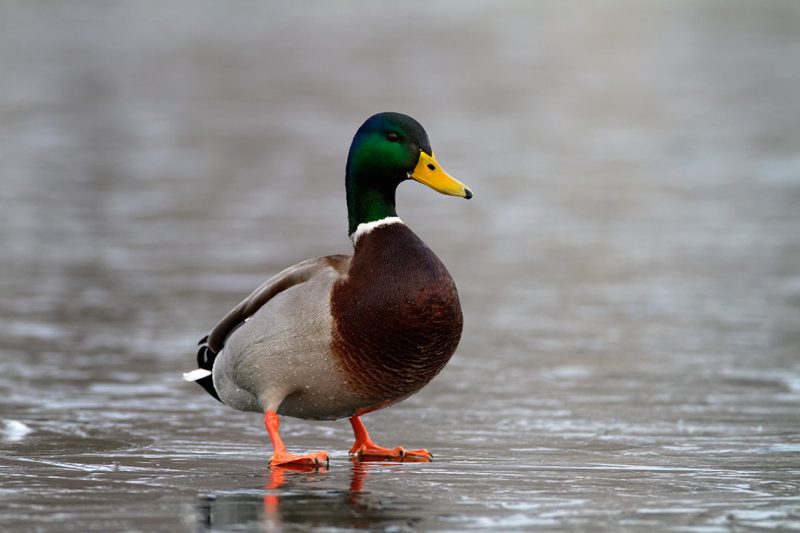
183 112 472 467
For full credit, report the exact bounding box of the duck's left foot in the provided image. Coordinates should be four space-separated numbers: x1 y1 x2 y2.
350 443 432 462
270 450 329 469
348 415 432 462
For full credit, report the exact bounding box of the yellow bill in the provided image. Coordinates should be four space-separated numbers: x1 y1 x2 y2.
409 151 472 199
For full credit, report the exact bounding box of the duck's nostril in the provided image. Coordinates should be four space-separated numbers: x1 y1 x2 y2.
427 163 436 171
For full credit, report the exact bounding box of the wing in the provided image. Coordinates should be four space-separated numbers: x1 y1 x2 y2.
186 254 350 402
204 255 350 353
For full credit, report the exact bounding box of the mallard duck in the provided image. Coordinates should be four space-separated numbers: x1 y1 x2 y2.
184 112 472 467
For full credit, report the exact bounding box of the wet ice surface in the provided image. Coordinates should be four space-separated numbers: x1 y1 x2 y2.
1 1 800 531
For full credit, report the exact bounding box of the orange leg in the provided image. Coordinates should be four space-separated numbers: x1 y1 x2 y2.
348 416 432 462
265 410 328 468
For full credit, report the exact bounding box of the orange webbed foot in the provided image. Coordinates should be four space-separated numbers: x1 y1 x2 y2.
348 416 432 462
349 443 432 462
264 411 328 469
269 450 329 469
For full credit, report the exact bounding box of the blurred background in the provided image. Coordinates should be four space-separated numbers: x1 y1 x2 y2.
1 1 798 530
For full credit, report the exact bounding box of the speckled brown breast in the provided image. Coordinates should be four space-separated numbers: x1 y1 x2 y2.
329 223 463 405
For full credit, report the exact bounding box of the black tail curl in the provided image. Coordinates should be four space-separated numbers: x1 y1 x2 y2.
195 335 222 402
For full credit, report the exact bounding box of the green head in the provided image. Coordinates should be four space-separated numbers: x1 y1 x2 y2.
345 112 472 236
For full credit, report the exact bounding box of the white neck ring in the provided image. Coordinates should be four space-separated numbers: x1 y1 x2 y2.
350 216 404 245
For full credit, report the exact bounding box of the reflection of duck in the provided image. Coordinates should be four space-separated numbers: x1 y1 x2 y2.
264 463 369 514
185 113 472 466
197 463 414 531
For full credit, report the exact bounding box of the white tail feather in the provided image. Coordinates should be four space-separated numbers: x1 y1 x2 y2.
183 368 212 382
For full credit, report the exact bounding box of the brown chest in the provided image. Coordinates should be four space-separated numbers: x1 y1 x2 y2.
329 224 463 402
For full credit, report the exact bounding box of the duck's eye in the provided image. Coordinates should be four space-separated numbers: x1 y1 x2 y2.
386 132 400 142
